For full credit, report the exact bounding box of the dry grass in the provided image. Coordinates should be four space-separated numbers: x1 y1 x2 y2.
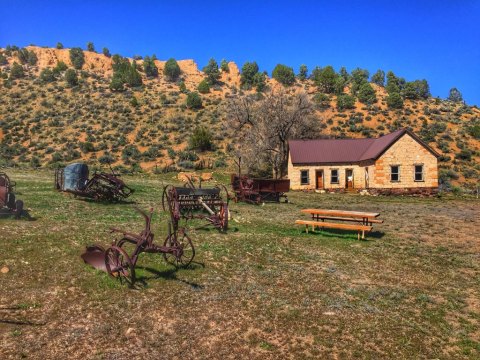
0 170 479 359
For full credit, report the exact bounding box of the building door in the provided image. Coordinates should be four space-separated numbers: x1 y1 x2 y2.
316 170 324 189
345 169 353 189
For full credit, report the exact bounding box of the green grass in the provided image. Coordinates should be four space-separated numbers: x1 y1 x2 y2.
0 169 479 359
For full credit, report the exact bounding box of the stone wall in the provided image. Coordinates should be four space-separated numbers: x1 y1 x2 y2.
370 133 438 189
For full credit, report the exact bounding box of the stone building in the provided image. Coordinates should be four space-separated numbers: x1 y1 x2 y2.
287 129 439 194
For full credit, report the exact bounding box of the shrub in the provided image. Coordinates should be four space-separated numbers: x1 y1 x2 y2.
298 64 308 81
143 56 158 78
178 81 187 93
357 82 377 104
178 151 199 161
54 61 68 72
371 69 385 86
455 149 472 161
313 93 330 109
87 42 95 52
0 53 7 65
311 66 338 94
272 64 295 86
448 87 463 102
220 59 229 73
99 152 116 164
164 58 181 81
69 47 85 69
65 69 78 87
122 145 141 164
336 94 355 110
386 92 404 109
39 68 55 83
18 48 37 65
186 92 202 109
197 79 210 94
467 125 480 139
102 47 111 57
56 42 64 49
240 61 260 89
189 127 213 151
9 62 24 79
203 58 220 85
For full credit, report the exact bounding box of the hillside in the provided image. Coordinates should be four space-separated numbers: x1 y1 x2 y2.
0 46 479 189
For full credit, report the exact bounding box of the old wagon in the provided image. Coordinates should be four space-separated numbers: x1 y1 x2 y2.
162 176 229 232
54 163 134 202
0 172 24 218
231 174 290 204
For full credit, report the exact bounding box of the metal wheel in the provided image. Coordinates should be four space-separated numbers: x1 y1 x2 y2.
105 245 136 287
162 229 195 267
216 184 230 206
219 202 229 232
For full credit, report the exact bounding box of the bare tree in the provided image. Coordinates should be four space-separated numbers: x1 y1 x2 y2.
226 91 321 178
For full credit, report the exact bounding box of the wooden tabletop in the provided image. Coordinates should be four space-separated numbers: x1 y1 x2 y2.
301 208 380 219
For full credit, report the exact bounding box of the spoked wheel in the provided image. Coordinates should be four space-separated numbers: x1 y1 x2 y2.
216 184 231 206
218 202 229 232
162 229 195 267
105 245 136 287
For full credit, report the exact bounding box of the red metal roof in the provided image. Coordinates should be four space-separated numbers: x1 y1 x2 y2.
289 129 436 165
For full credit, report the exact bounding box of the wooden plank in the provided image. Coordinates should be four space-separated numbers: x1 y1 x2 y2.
295 220 372 231
314 216 384 224
301 208 380 219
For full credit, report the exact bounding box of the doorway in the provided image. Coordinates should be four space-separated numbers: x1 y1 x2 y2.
345 169 353 189
316 170 324 189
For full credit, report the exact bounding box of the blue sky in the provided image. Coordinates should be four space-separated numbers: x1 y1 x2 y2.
1 1 479 105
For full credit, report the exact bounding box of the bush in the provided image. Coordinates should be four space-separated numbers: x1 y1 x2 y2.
122 145 141 164
102 47 111 57
357 83 377 104
189 127 213 151
240 61 260 89
197 79 210 94
220 59 229 73
371 69 385 86
56 42 64 49
467 125 480 139
186 92 202 109
164 58 181 81
311 66 338 94
336 94 355 110
65 69 78 87
54 61 68 72
39 68 55 83
99 153 116 164
0 53 7 65
313 93 330 109
18 48 37 65
448 87 463 102
69 47 85 69
386 92 404 109
143 56 158 78
298 64 308 81
87 42 95 52
178 151 199 161
455 149 472 161
9 62 24 79
203 58 220 85
272 64 295 86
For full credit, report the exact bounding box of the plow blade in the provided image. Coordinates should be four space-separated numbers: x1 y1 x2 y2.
81 245 107 272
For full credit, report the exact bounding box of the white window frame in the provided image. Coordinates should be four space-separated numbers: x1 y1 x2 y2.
414 164 424 182
330 169 339 184
300 170 309 185
390 165 400 182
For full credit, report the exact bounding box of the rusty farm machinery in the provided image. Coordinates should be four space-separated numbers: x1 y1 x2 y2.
81 207 195 287
54 163 134 202
0 172 25 219
161 175 230 232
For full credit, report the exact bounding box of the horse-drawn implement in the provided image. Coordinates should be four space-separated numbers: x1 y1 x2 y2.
81 207 195 287
0 172 25 219
231 174 290 204
162 176 229 232
54 163 133 202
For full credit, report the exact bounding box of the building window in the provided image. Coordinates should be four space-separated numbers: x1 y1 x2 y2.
390 165 400 182
414 164 424 181
330 169 339 184
300 170 309 185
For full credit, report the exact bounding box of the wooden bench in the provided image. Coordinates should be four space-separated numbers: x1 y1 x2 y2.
295 220 373 240
313 216 384 224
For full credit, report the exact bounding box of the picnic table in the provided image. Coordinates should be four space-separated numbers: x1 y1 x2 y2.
296 209 383 240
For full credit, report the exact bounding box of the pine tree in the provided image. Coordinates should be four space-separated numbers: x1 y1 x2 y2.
203 58 220 85
448 88 463 102
298 64 308 81
164 58 181 81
